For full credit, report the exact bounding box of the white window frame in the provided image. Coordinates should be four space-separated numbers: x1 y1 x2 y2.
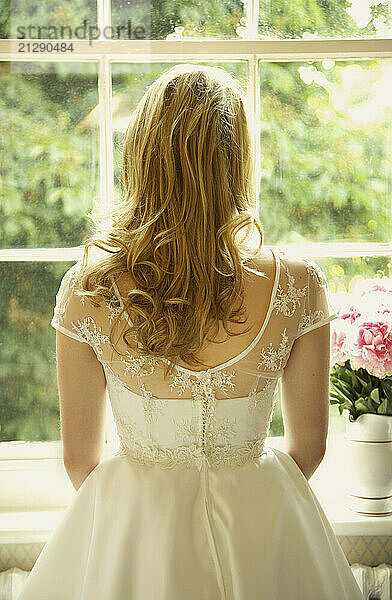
0 0 391 504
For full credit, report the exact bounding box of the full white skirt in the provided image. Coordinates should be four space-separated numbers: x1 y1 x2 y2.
18 447 364 599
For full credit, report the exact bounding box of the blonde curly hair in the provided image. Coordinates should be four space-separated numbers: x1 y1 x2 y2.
78 63 266 379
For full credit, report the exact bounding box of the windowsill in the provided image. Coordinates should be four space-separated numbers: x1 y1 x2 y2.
0 433 391 543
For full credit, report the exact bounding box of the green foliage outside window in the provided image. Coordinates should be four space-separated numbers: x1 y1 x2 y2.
0 1 391 441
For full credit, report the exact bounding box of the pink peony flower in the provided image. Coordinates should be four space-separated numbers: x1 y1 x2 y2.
331 318 352 366
376 306 392 319
348 320 392 378
330 276 392 378
338 305 362 324
351 276 392 296
332 290 362 323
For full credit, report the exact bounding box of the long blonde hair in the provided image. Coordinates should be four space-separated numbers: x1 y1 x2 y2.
78 64 266 379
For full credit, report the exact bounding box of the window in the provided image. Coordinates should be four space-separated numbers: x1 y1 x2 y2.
0 1 391 455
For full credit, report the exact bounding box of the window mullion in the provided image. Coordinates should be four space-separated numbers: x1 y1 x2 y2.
248 54 261 206
98 0 115 446
97 0 111 38
246 0 259 39
97 0 114 214
97 54 116 447
244 0 261 205
97 56 115 223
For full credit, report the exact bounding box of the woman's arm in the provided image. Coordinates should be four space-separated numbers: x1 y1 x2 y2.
281 323 331 481
55 330 107 491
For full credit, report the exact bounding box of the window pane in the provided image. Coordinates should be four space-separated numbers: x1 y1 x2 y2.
270 254 392 437
111 0 245 40
112 61 248 202
259 59 392 245
0 62 99 248
0 261 78 442
4 0 97 39
259 0 392 39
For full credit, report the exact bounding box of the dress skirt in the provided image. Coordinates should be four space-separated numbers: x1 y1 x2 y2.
18 446 364 600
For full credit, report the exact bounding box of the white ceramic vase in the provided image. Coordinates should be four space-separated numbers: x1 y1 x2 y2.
344 412 392 516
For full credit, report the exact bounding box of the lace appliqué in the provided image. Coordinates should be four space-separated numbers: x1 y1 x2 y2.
247 378 277 412
120 351 158 377
295 258 332 337
72 317 110 358
272 262 307 317
203 437 268 470
113 410 145 443
140 383 166 424
247 380 277 438
106 296 123 324
257 328 291 372
67 262 86 305
213 417 238 445
113 432 268 471
169 369 236 401
297 308 326 336
173 416 200 444
52 264 86 329
113 436 204 470
304 258 328 288
52 300 68 329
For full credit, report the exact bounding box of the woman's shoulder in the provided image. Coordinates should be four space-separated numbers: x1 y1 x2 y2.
244 246 273 269
247 248 310 285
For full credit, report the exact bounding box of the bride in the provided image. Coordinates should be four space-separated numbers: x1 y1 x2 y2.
18 63 364 600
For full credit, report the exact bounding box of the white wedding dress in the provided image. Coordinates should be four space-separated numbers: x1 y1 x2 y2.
18 249 364 599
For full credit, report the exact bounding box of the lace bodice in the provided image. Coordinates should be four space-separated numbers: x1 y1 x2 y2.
50 249 337 471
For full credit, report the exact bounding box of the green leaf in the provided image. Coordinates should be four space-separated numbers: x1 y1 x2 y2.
340 399 355 411
370 388 380 404
354 373 370 388
330 390 345 400
382 382 392 403
340 371 354 385
331 382 354 403
378 398 388 414
355 399 373 414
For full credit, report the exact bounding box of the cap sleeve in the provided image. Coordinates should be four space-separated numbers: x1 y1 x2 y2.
294 258 338 340
50 262 89 344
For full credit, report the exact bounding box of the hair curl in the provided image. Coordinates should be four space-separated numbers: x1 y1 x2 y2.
77 64 266 380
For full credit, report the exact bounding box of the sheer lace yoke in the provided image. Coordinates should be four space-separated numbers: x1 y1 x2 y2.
110 248 281 376
50 248 338 470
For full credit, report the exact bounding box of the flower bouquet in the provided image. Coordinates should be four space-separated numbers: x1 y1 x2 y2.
330 275 392 422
